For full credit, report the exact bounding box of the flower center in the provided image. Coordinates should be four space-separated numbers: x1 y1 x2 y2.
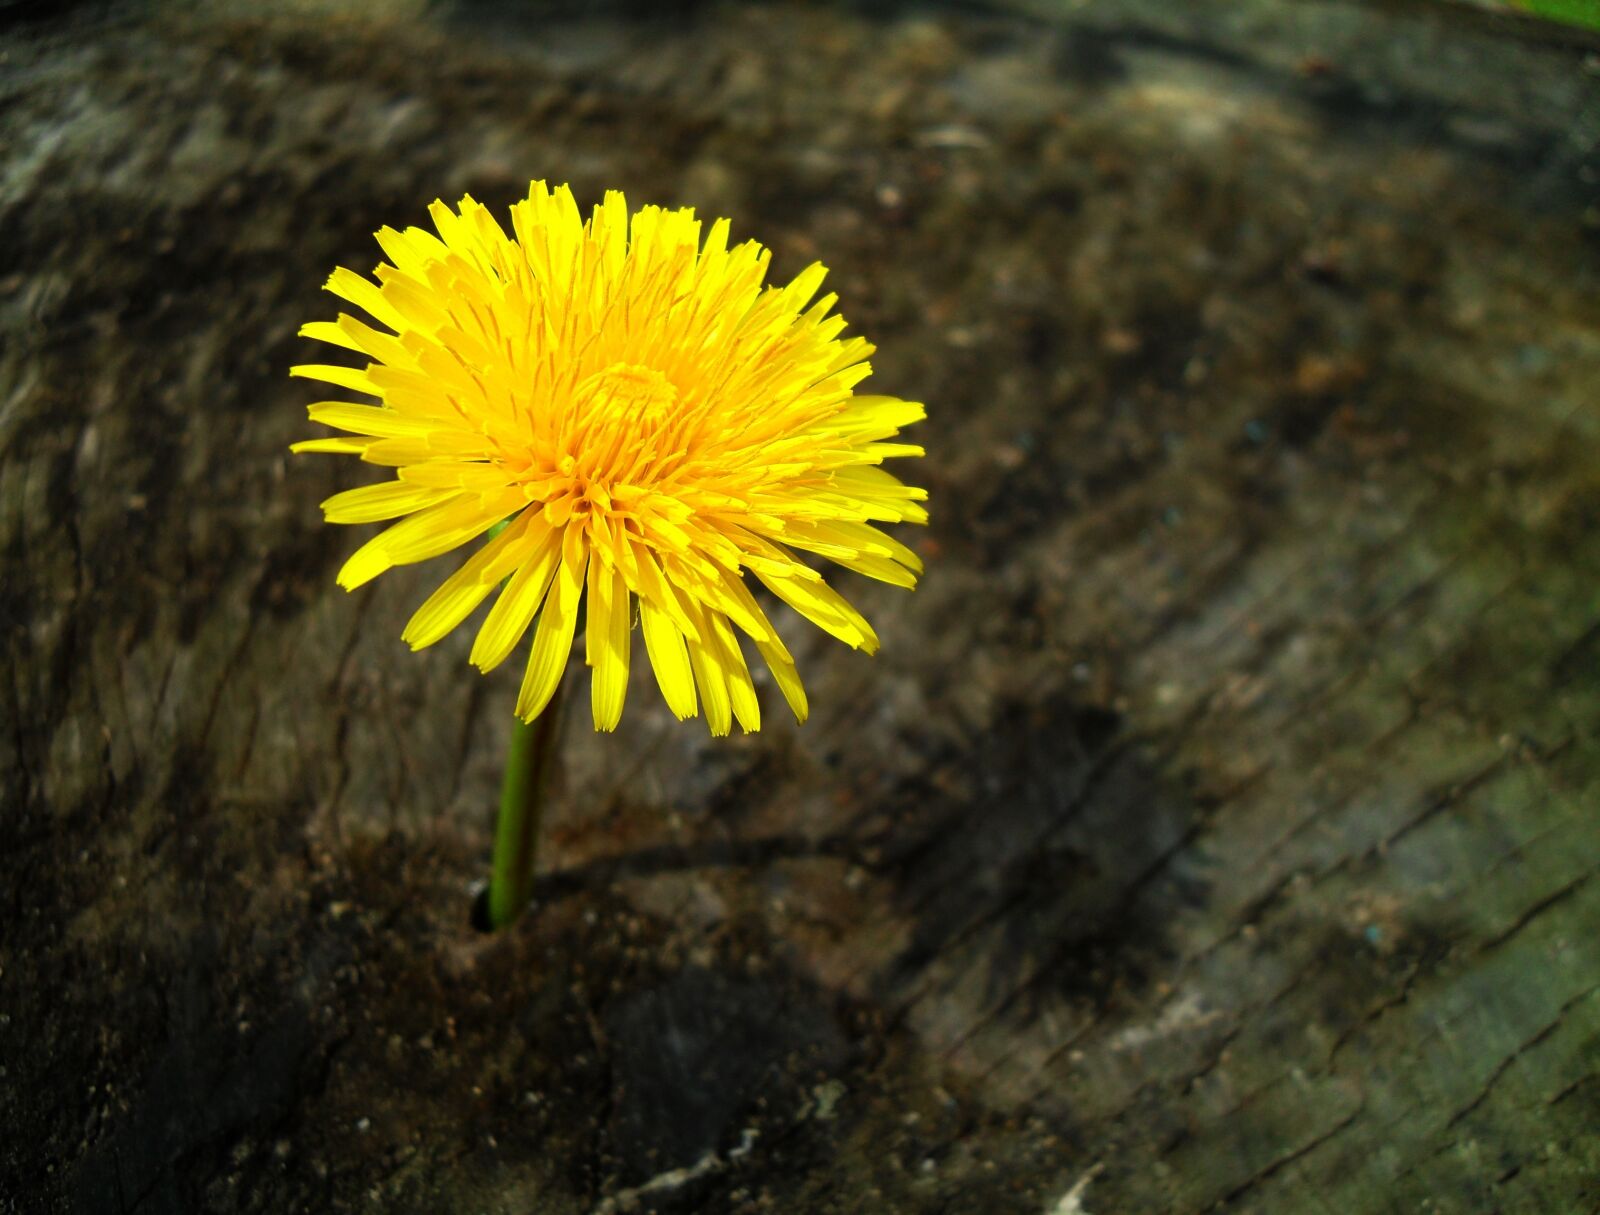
576 362 678 431
540 362 685 523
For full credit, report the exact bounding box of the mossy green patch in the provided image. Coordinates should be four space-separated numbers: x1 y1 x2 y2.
1515 0 1600 32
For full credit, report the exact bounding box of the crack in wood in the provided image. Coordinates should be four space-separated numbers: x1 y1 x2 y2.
1477 866 1600 955
1211 1100 1365 1209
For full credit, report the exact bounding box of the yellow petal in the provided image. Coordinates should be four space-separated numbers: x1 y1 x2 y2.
709 610 760 733
291 363 382 397
754 633 807 724
591 190 629 281
861 441 925 462
783 520 922 587
777 261 828 314
585 556 631 732
516 526 588 721
396 462 512 490
325 266 406 332
469 523 562 672
322 482 453 524
360 433 490 465
800 520 917 566
375 267 451 333
403 510 539 650
753 567 879 653
712 574 807 723
830 551 919 588
308 401 435 439
363 365 470 422
668 557 770 643
334 314 415 366
382 488 524 565
683 602 732 737
633 546 702 642
375 224 451 278
832 464 929 502
830 395 926 438
335 490 521 589
641 599 697 720
290 437 371 455
719 572 793 663
297 320 362 353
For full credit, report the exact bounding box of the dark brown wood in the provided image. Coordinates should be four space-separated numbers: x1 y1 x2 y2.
3 2 1598 1212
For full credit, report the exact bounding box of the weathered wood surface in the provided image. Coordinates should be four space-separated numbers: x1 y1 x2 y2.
3 1 1598 1211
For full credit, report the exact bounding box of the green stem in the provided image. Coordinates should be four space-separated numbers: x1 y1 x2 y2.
486 676 566 930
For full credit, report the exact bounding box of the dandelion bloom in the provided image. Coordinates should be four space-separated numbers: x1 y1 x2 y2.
293 181 926 733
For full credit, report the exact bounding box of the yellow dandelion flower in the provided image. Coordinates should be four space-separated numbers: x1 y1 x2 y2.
293 180 926 734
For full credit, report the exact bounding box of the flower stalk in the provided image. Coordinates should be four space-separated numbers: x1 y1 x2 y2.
486 673 566 930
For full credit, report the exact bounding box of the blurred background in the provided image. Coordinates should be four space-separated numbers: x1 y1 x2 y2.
3 1 1598 1211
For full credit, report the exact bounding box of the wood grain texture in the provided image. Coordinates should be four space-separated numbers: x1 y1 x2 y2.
2 2 1597 1212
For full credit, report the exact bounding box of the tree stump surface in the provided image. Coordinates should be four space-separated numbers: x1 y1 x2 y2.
3 2 1598 1212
